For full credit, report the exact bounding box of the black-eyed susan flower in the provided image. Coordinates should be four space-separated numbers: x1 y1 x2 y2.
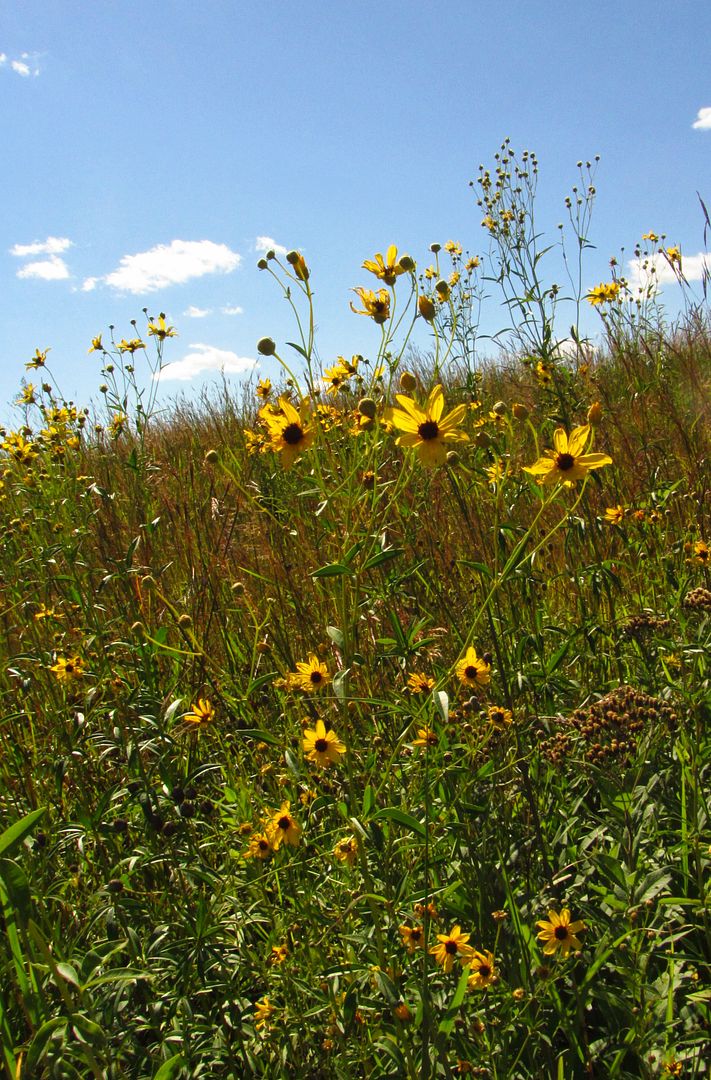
430 925 474 973
245 831 276 860
287 654 331 693
183 698 214 727
50 655 85 682
412 726 438 749
88 335 104 354
303 719 346 767
384 385 468 467
267 802 301 849
333 836 358 865
665 246 682 268
604 505 625 526
270 944 289 965
259 397 314 468
487 704 513 729
536 908 586 956
362 245 408 287
253 996 276 1031
524 424 612 486
407 672 435 694
399 924 425 953
467 950 496 990
255 377 272 400
586 282 620 306
456 646 491 689
117 338 145 354
350 287 391 324
26 348 49 370
692 540 709 566
147 314 177 340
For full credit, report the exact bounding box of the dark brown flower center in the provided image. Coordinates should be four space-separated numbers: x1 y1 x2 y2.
445 940 458 955
479 964 491 978
556 452 575 471
314 738 328 753
278 816 291 830
418 420 440 441
411 928 422 941
465 665 478 680
554 925 570 940
282 422 305 446
310 671 323 684
258 839 269 851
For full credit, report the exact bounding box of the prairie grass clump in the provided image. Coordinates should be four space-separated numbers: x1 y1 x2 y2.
0 145 709 1078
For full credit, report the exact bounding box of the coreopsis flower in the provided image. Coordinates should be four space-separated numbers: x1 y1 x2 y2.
465 256 480 271
259 397 314 468
412 726 438 749
270 944 289 965
34 605 62 622
444 240 462 256
50 655 85 682
384 385 469 467
17 384 36 405
117 338 145 354
535 361 553 385
26 348 49 370
323 361 351 395
333 836 358 865
303 719 346 767
255 377 272 400
399 924 425 953
287 655 331 693
88 335 104 354
253 996 276 1031
692 539 709 565
524 424 612 486
586 282 620 306
430 926 474 973
536 908 586 956
362 245 408 287
487 705 513 729
245 831 275 860
147 314 177 340
642 231 659 243
267 802 301 849
456 646 491 689
604 505 625 526
350 287 391 324
467 950 496 990
407 672 435 694
183 698 214 728
665 246 682 268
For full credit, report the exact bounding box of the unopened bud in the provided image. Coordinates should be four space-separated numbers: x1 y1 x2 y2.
257 337 277 356
492 400 506 416
418 296 436 322
587 401 603 424
204 449 218 465
475 431 491 448
398 254 415 272
177 614 192 627
257 258 268 270
429 242 441 253
399 371 417 392
358 397 377 419
286 250 309 280
512 402 529 420
446 451 461 466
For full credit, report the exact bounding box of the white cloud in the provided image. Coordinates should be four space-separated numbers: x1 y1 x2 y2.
183 305 211 318
155 343 257 382
221 304 243 315
692 107 711 130
84 239 241 295
627 251 710 292
11 60 30 76
17 255 70 281
0 54 6 65
255 235 287 256
10 236 73 257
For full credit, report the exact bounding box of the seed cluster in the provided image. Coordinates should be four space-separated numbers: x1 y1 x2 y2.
622 613 671 638
683 587 711 612
542 685 678 767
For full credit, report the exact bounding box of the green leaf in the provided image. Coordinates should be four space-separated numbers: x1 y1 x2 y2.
311 563 353 578
0 807 46 859
0 859 31 924
362 548 404 571
286 341 310 361
154 1053 187 1080
374 807 426 837
327 625 345 648
436 962 471 1039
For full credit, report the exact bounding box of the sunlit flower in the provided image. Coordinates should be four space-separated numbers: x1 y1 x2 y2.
524 425 612 486
254 996 276 1031
444 240 462 256
465 256 480 271
467 950 496 990
17 384 36 405
418 295 436 322
50 655 85 682
430 925 474 973
88 335 104 354
323 361 351 395
267 802 301 849
642 231 659 243
586 282 620 306
34 604 62 622
26 348 49 370
117 338 145 354
536 908 586 956
412 726 438 749
259 397 314 468
604 505 625 526
407 672 435 694
665 246 682 268
534 361 553 385
362 245 408 287
256 377 272 400
184 698 214 727
456 646 491 688
245 831 275 860
270 944 289 965
303 719 346 767
399 924 425 953
333 836 358 865
692 539 709 565
287 654 331 693
147 314 177 340
385 385 468 467
487 705 512 729
350 287 391 323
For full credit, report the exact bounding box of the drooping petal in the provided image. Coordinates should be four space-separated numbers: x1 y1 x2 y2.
577 452 612 471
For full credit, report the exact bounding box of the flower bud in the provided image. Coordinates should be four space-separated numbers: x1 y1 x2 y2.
204 449 218 465
418 296 436 322
512 402 529 420
435 279 450 300
177 614 192 627
358 397 377 419
286 250 309 280
399 371 417 392
429 242 441 253
398 254 415 272
257 337 277 356
587 401 603 424
257 258 268 270
475 431 491 448
492 400 506 416
446 450 461 466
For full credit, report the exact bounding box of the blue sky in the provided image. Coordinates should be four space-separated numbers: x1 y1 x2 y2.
2 0 709 421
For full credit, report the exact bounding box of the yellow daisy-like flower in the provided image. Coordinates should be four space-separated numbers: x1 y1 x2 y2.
407 672 435 694
147 314 177 340
117 338 145 354
586 281 621 306
604 505 625 526
323 361 351 395
692 539 709 565
384 385 469 467
536 908 586 957
412 726 438 749
270 944 289 965
50 655 85 682
26 348 49 370
287 654 331 693
430 925 474 973
256 377 272 400
456 646 491 689
487 704 512 729
267 802 301 849
642 231 659 243
333 836 358 865
665 246 682 268
524 425 612 486
362 245 408 287
399 923 425 953
350 287 391 324
467 950 496 990
88 335 104 354
303 719 346 767
259 397 314 468
245 831 275 860
534 360 553 385
183 698 214 727
253 996 276 1031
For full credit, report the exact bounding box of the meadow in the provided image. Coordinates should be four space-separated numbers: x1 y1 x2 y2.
0 146 709 1078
